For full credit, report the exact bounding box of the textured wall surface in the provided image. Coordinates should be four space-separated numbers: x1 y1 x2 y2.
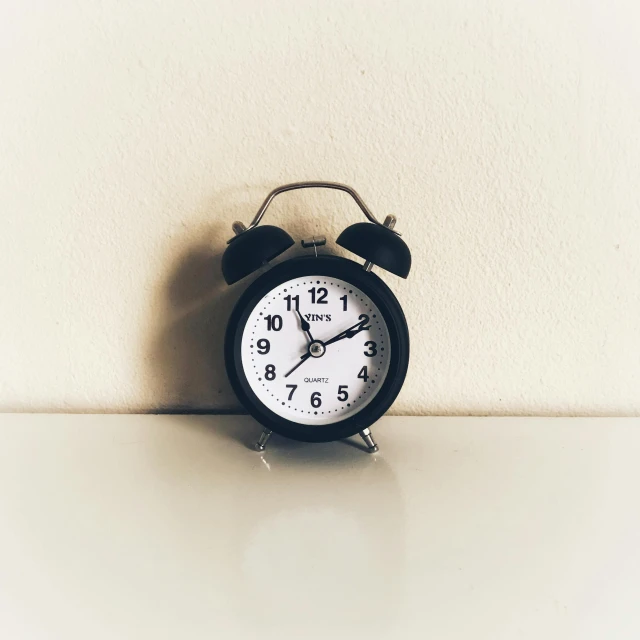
1 0 639 415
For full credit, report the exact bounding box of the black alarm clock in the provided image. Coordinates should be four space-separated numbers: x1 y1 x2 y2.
222 182 411 453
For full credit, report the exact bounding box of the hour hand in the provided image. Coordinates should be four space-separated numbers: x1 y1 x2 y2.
295 309 314 343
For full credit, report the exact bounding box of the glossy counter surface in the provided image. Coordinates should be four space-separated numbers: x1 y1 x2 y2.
1 415 638 639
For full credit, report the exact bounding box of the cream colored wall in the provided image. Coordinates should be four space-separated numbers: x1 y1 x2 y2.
1 0 639 415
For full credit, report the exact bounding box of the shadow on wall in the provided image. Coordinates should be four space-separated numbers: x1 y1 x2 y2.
148 236 238 412
146 187 315 413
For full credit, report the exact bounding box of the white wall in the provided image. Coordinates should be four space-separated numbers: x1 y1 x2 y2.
1 0 638 415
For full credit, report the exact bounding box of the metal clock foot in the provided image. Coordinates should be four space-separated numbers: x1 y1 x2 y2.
255 429 273 451
359 428 379 453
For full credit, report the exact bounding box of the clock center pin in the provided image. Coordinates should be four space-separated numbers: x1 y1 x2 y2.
309 341 326 358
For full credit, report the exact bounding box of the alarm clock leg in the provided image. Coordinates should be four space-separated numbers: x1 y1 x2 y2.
359 428 379 453
254 428 272 452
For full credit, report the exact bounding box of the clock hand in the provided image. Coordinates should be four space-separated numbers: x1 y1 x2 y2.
323 315 371 348
323 325 366 347
284 352 312 378
285 315 370 378
295 308 314 343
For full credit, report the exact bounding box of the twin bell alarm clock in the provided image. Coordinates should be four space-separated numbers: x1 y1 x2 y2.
221 182 411 453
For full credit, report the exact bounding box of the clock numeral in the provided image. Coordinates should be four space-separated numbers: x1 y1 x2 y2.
284 294 299 311
364 341 377 357
310 391 322 408
286 384 297 401
308 287 328 304
337 385 349 402
265 314 282 331
357 314 371 330
357 366 369 382
265 364 276 381
256 338 270 354
339 294 348 311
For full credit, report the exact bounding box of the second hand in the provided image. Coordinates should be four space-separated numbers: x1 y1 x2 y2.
284 353 311 378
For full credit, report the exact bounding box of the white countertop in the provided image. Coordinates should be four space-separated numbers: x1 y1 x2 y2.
1 415 639 639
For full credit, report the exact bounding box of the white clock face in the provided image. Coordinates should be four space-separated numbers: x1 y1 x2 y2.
240 276 392 425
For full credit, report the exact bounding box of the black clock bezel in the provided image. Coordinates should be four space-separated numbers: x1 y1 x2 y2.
224 255 410 443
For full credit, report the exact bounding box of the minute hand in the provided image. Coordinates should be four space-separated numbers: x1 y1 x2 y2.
323 315 370 348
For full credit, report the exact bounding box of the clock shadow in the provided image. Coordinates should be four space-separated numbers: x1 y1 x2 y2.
145 186 323 424
146 229 241 413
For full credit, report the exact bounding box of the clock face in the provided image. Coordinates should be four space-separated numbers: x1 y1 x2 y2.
240 276 392 425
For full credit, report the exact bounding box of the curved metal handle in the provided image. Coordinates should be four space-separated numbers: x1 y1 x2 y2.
230 181 400 241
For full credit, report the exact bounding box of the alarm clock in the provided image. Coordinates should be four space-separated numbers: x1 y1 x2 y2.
222 182 411 453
